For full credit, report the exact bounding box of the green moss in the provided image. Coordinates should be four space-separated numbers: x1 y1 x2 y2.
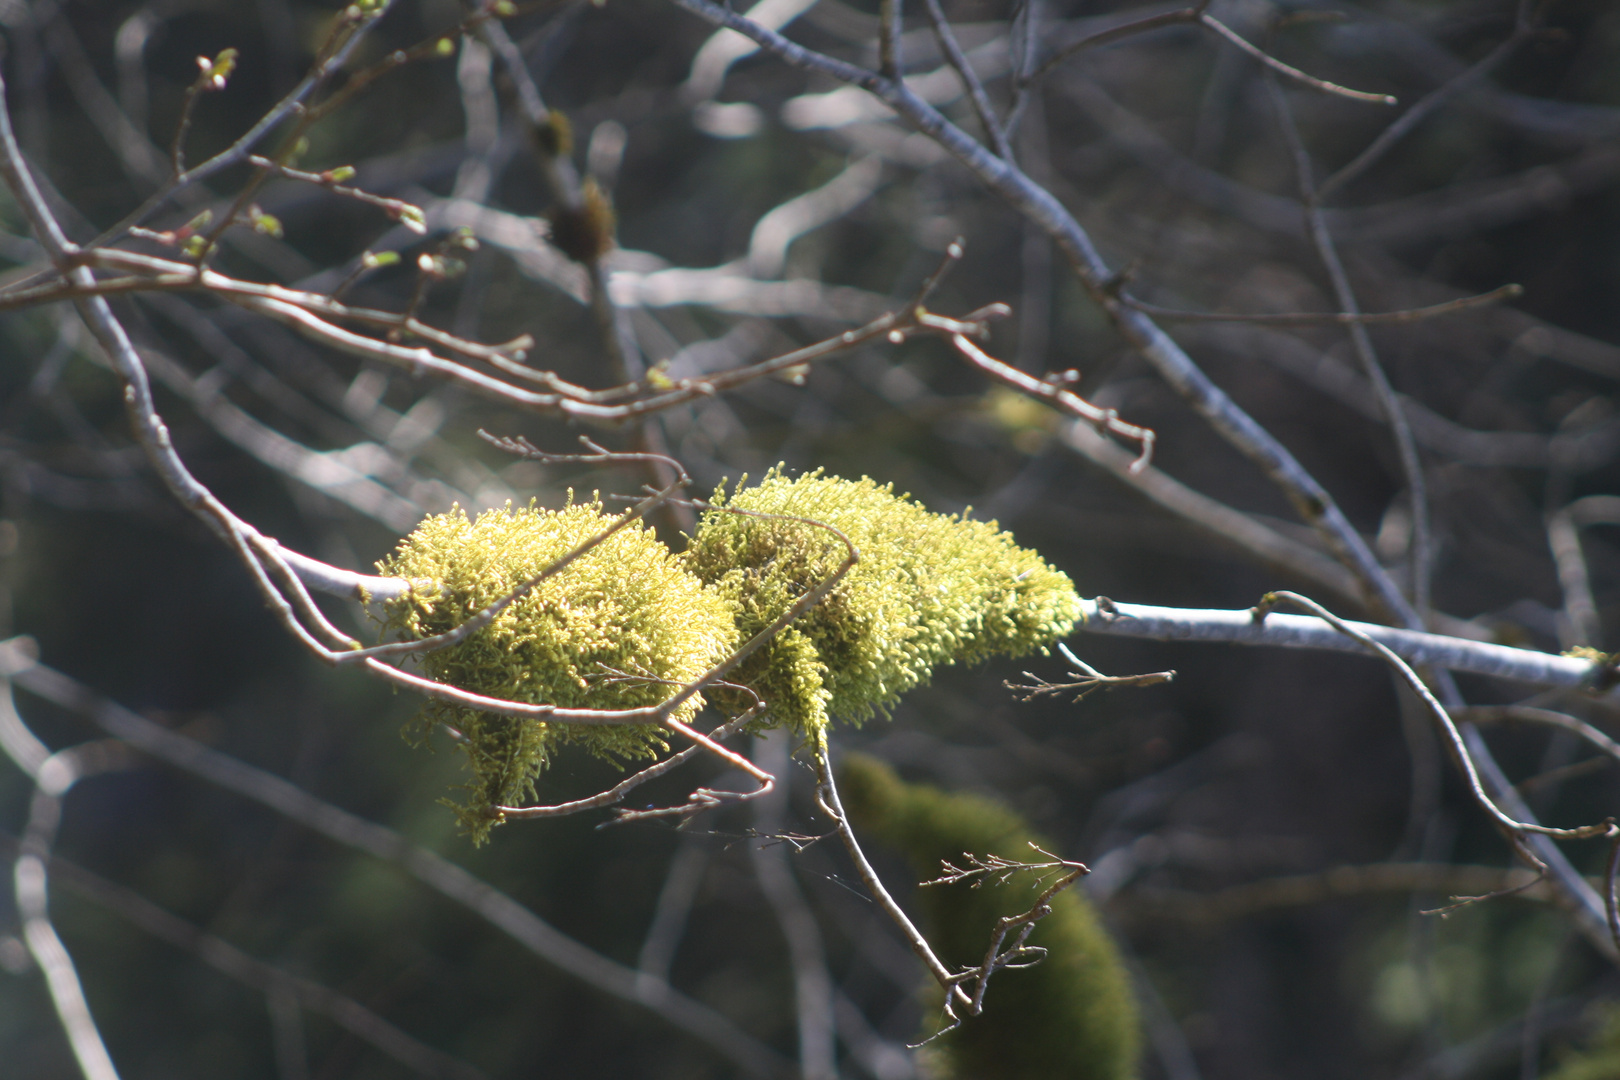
837 753 1140 1080
376 498 737 842
681 468 1082 735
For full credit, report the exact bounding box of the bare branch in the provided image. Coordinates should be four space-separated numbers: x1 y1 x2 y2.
1123 283 1522 326
1200 14 1395 106
1073 597 1606 692
813 743 974 1020
921 0 1011 160
1267 64 1434 615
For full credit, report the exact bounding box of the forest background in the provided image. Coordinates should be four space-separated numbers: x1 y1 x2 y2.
1 1 1619 1079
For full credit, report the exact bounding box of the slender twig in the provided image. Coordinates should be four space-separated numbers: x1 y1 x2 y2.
1547 496 1620 650
944 844 1087 1022
171 50 236 177
247 156 428 231
1316 3 1538 202
879 0 903 79
1456 706 1620 768
1027 3 1210 85
1025 4 1394 105
1005 641 1174 701
947 325 1155 470
1122 283 1522 326
1419 867 1550 917
1268 66 1433 617
44 247 984 425
1200 14 1395 105
1607 831 1620 956
499 706 764 821
1251 591 1611 841
813 743 975 1021
921 0 1011 160
1116 862 1558 926
751 731 837 1080
1 666 123 1080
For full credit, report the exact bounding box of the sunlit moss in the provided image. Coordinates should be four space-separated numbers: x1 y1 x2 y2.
377 498 737 842
681 468 1082 735
379 469 1081 841
837 753 1140 1080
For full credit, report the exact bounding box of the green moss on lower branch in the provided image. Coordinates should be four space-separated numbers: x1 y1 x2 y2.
837 753 1140 1080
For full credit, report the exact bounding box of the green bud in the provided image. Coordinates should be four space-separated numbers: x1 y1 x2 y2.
396 204 427 234
252 212 283 238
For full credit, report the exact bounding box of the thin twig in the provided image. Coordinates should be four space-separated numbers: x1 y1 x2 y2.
1267 65 1433 616
1316 3 1538 202
813 743 976 1023
247 156 427 232
1607 831 1620 956
1456 706 1620 768
1122 283 1522 326
1027 3 1210 85
751 731 837 1080
947 325 1155 470
921 0 1011 160
1116 862 1558 926
1005 642 1174 701
1251 591 1612 842
1 666 123 1080
500 706 764 821
879 0 903 79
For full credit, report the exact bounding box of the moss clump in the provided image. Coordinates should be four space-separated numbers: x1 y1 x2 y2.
377 498 737 842
837 753 1140 1080
681 468 1082 735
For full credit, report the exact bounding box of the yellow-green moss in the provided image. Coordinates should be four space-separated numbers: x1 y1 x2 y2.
681 469 1082 735
376 498 737 842
837 753 1140 1080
